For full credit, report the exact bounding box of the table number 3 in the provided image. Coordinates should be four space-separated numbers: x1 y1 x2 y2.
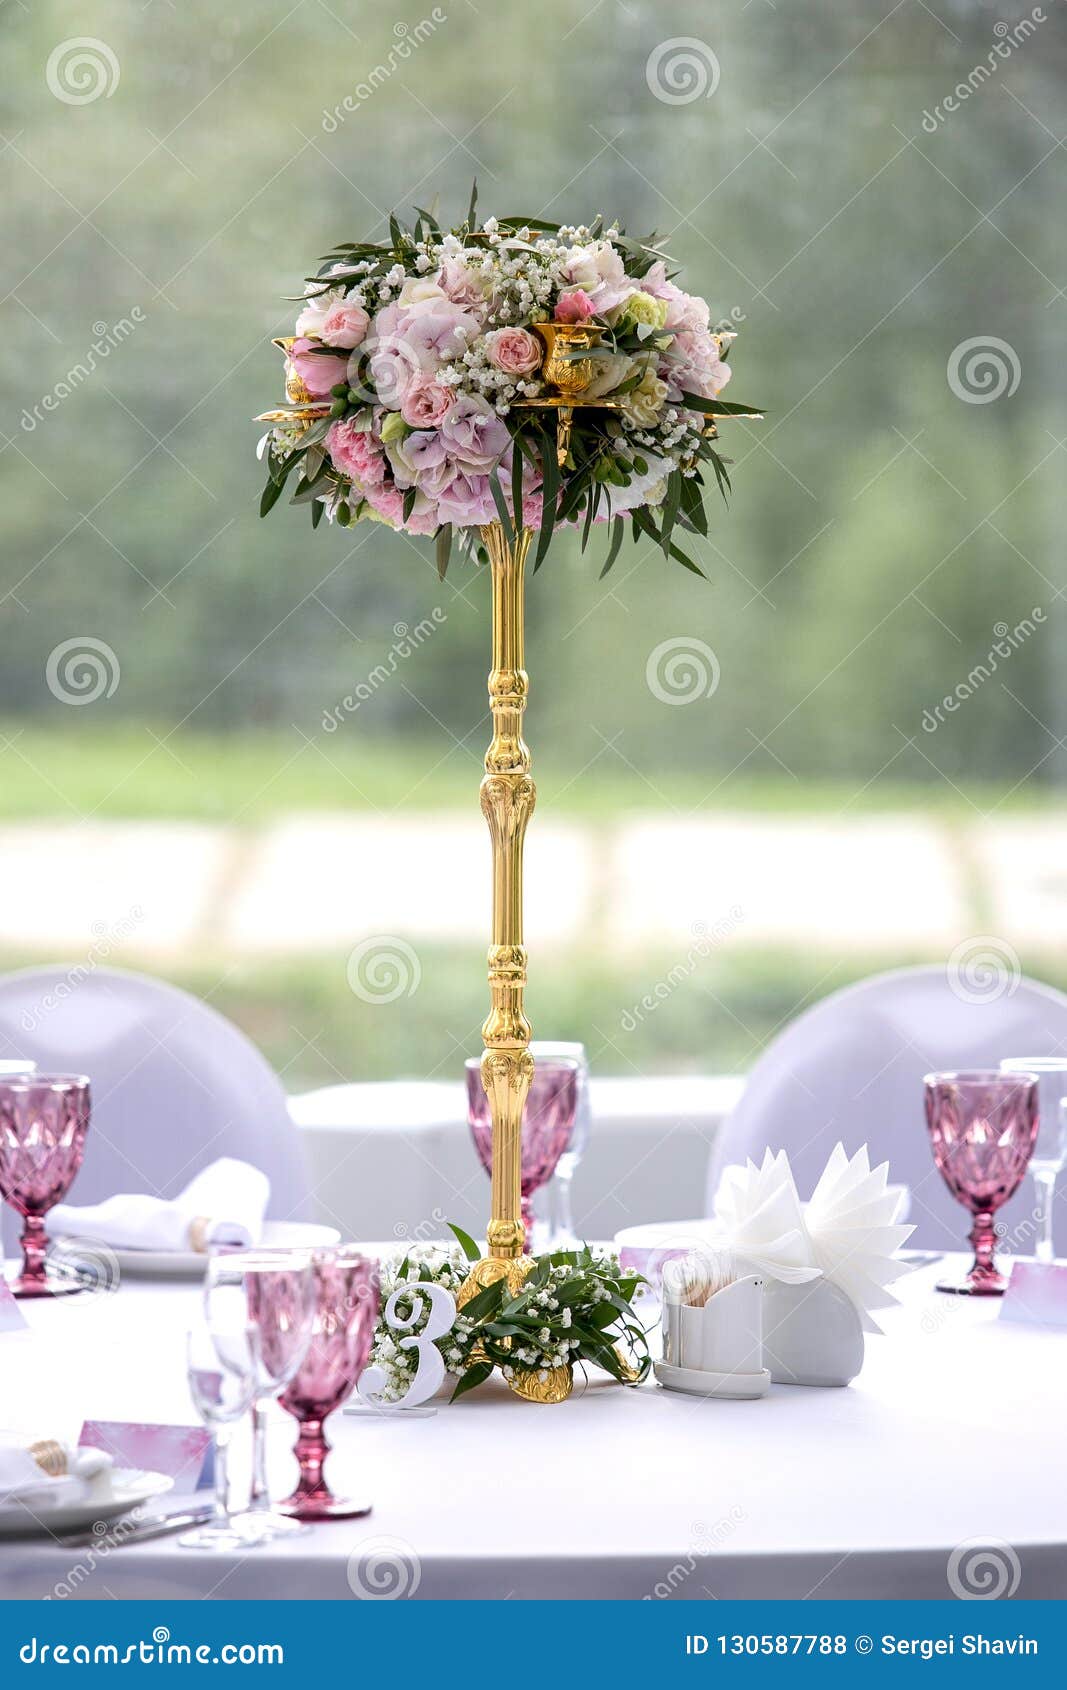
355 1282 457 1411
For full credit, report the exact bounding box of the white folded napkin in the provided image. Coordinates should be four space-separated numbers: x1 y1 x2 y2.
803 1143 915 1334
712 1148 822 1284
0 1439 112 1507
48 1157 270 1254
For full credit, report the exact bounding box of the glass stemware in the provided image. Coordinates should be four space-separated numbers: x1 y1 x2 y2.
924 1069 1038 1295
466 1055 579 1251
203 1249 315 1540
0 1075 91 1298
530 1041 591 1248
277 1246 379 1520
181 1325 262 1551
999 1056 1067 1263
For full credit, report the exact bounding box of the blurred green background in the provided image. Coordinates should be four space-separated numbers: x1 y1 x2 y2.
2 0 1066 1088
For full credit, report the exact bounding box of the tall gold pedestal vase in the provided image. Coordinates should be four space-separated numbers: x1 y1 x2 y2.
456 520 572 1405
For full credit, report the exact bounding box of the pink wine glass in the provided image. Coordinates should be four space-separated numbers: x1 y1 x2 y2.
277 1247 379 1520
924 1069 1038 1295
0 1075 91 1298
466 1055 579 1251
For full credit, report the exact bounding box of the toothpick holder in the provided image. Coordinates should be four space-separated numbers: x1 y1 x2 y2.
655 1274 771 1399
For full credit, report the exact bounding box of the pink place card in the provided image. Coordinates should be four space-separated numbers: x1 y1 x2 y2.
999 1261 1067 1329
79 1421 213 1490
0 1279 28 1333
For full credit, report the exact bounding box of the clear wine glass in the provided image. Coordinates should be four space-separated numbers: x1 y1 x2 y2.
466 1055 579 1252
0 1075 91 1298
924 1069 1038 1294
203 1249 315 1541
999 1056 1067 1263
181 1325 262 1551
530 1041 591 1248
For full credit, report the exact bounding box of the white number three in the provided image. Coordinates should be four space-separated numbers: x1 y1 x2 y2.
357 1283 457 1411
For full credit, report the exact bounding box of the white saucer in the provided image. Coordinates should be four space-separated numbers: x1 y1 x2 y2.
654 1359 771 1400
55 1220 341 1280
0 1469 174 1538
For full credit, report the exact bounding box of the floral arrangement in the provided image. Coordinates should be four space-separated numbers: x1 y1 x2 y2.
369 1230 650 1403
257 187 761 577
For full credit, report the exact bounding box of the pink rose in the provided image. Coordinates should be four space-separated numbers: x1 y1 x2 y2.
400 375 455 429
363 482 438 536
436 256 490 315
288 337 349 398
319 301 370 350
484 327 542 376
662 330 732 401
554 289 596 324
327 418 387 488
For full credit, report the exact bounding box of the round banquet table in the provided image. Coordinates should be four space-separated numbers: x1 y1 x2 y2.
1 1252 1064 1601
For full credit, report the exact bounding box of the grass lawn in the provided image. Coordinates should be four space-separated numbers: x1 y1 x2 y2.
2 721 1064 822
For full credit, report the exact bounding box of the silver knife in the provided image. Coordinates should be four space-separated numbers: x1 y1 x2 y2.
58 1506 214 1550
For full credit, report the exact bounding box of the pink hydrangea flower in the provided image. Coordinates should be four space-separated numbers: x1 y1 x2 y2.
436 470 496 527
439 393 510 471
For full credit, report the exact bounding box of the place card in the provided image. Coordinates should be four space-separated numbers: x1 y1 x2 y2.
998 1261 1067 1330
79 1421 213 1490
0 1280 28 1333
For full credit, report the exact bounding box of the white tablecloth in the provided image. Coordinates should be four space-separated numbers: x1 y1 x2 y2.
1 1255 1064 1600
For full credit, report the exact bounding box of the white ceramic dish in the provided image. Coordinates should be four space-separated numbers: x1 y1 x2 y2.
654 1359 771 1400
0 1469 174 1539
56 1220 342 1280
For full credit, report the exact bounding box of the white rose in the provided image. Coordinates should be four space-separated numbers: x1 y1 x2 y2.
295 285 344 338
397 278 448 312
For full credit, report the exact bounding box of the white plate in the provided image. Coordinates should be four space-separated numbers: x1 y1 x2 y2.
655 1359 771 1400
56 1220 342 1280
0 1469 174 1539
